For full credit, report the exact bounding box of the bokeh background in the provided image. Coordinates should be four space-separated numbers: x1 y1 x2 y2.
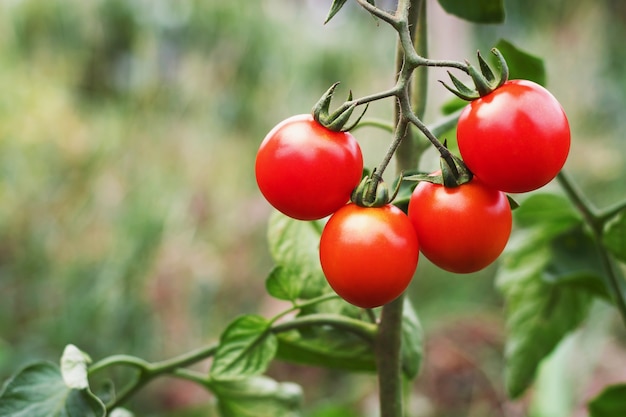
1 0 626 416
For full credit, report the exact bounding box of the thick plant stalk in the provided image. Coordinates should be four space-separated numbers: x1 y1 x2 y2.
376 295 405 417
376 1 425 416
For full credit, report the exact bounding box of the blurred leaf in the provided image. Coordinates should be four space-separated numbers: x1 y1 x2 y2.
208 376 302 417
588 384 626 417
498 248 593 398
497 194 599 398
437 0 505 23
308 404 359 417
544 228 612 300
514 193 580 233
0 362 105 417
211 315 277 380
267 212 328 300
276 325 375 373
401 298 423 379
440 96 467 115
324 0 349 24
603 209 626 263
493 39 547 85
60 344 92 390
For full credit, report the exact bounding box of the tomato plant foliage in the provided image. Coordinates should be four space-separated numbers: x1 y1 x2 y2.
3 1 626 417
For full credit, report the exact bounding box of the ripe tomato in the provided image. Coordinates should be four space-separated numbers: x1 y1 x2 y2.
255 114 363 220
319 203 419 308
408 177 511 274
457 80 570 193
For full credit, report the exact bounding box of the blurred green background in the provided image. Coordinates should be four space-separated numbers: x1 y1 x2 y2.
1 0 625 416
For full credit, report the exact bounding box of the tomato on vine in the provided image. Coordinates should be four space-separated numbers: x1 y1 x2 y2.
319 203 419 308
408 177 511 274
456 80 570 193
255 114 363 221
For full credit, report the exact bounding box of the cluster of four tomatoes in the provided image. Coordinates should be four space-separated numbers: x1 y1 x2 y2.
255 80 570 308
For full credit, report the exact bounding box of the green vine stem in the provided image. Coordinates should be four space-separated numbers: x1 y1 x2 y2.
376 295 405 417
351 0 468 180
88 309 376 412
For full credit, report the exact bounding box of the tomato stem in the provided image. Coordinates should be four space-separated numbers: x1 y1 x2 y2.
556 171 626 327
88 309 377 412
376 295 405 417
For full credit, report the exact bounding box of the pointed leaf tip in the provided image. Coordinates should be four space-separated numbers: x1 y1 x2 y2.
325 0 349 24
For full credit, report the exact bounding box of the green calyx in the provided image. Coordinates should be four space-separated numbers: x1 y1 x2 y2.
312 82 369 132
403 151 473 188
440 48 509 101
351 171 401 208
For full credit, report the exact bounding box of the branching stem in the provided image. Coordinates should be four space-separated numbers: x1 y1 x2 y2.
88 306 376 412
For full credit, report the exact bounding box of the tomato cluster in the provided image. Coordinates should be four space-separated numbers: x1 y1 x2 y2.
256 115 419 308
255 80 569 307
407 80 569 273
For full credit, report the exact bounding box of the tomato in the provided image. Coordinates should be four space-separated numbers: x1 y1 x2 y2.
407 177 511 274
319 203 419 308
457 80 570 193
255 114 363 220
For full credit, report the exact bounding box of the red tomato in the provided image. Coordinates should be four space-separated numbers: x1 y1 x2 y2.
457 80 570 193
408 178 511 274
319 203 419 308
255 114 363 221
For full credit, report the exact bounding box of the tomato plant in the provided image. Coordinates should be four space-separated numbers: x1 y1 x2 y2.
456 79 571 193
6 2 626 417
255 114 363 220
408 177 512 273
319 203 419 308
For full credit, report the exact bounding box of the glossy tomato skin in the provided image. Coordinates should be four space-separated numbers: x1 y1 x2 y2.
408 178 512 274
255 114 363 220
319 204 419 308
457 80 570 193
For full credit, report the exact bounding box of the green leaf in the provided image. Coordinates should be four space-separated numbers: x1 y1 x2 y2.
208 376 302 417
324 0 348 24
266 266 303 302
267 212 328 300
514 194 580 230
440 96 466 115
588 384 626 417
493 39 546 86
498 248 593 398
211 315 277 380
437 0 505 23
276 325 375 373
603 209 626 263
0 362 106 417
497 194 598 398
544 228 612 301
400 298 423 379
